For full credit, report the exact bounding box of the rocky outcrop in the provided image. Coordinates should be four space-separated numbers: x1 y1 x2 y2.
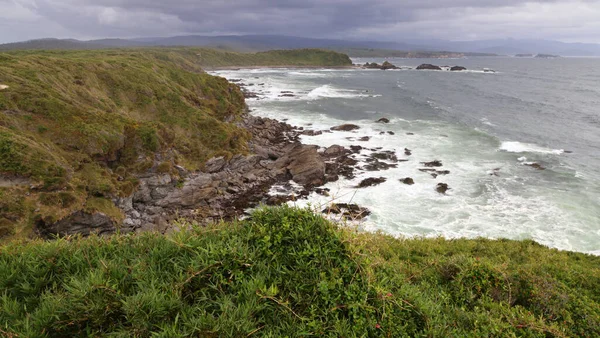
38 211 116 237
436 183 450 194
450 66 467 71
400 178 415 185
331 124 360 131
322 203 371 220
357 177 387 188
416 64 442 70
376 118 390 123
363 61 399 70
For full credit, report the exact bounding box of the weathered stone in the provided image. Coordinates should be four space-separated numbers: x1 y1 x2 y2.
357 177 387 188
330 124 360 131
401 177 415 185
376 118 390 123
436 183 450 194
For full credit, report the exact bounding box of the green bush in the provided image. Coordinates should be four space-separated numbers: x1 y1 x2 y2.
1 207 599 337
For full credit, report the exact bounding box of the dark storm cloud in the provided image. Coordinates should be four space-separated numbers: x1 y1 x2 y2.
2 0 600 43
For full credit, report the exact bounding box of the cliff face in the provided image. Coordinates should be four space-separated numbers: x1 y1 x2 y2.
0 50 251 239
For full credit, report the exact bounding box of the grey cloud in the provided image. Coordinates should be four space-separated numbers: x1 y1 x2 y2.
2 0 600 43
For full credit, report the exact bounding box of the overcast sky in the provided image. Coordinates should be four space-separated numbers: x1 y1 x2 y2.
2 0 600 44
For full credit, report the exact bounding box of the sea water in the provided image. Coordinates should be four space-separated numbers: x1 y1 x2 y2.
211 57 600 254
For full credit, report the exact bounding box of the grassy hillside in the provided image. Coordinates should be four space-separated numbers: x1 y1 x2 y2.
0 206 598 337
0 48 351 240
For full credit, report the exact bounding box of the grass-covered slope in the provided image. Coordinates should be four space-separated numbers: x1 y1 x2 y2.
0 48 352 240
1 207 598 337
0 49 250 239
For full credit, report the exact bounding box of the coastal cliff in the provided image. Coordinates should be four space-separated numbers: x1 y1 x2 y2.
0 48 352 240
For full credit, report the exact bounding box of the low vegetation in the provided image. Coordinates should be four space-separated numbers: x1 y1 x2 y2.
0 48 351 240
1 206 598 337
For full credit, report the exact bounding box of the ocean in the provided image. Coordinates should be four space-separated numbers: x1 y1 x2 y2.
211 57 600 254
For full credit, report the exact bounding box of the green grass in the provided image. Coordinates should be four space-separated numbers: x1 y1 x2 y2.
0 48 351 240
1 206 598 337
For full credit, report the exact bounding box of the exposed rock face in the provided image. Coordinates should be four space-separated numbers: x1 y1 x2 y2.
331 124 360 131
275 144 326 186
38 211 116 237
450 66 467 71
416 64 442 70
376 118 390 123
44 113 368 237
357 177 387 188
363 62 399 70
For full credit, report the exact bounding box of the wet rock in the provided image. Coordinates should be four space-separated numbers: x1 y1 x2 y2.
350 145 363 153
525 163 546 170
377 118 390 123
404 148 412 156
315 188 331 196
359 136 371 142
436 183 450 194
406 132 415 136
322 203 371 220
323 145 349 157
331 124 360 131
400 177 415 185
387 131 395 135
371 151 398 162
417 64 442 70
279 94 295 97
363 161 398 171
450 66 467 71
276 144 326 186
357 177 387 188
266 195 295 206
422 160 443 167
300 130 323 136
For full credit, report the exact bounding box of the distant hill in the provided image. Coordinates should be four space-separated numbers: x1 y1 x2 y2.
2 35 600 56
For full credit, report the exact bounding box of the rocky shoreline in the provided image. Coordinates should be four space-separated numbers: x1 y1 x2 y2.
40 112 369 236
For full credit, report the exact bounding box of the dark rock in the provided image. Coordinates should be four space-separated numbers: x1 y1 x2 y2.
436 183 450 194
450 66 467 71
279 94 295 97
331 124 360 131
406 132 415 136
422 160 443 167
300 130 323 136
387 131 395 135
266 195 295 206
401 177 415 185
376 118 390 123
315 188 330 196
322 203 371 220
405 148 412 156
350 145 363 153
281 91 293 94
357 177 387 188
380 61 399 70
371 151 398 162
39 211 116 237
416 64 442 70
359 136 371 142
525 163 546 170
363 161 398 172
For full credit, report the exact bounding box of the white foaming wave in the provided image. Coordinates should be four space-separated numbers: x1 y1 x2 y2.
288 71 328 77
307 85 371 100
500 141 564 155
